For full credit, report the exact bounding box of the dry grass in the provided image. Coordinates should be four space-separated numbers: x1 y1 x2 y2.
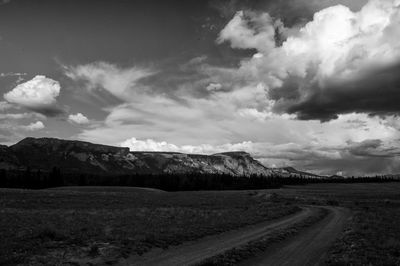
266 183 400 266
0 187 299 265
326 201 400 266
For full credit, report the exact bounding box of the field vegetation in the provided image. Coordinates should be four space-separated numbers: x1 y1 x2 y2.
0 187 298 265
267 183 400 266
326 199 400 265
1 183 400 265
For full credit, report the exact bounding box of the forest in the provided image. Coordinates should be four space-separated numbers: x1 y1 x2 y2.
0 168 397 191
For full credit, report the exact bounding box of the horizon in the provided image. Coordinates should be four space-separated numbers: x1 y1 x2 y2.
1 0 400 176
4 135 400 177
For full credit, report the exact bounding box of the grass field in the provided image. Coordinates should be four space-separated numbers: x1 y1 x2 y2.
268 183 400 266
0 186 299 265
1 183 400 265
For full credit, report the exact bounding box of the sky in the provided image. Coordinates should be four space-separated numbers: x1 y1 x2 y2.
1 0 400 176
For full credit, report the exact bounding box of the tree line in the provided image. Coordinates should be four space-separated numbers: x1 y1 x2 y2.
0 168 398 191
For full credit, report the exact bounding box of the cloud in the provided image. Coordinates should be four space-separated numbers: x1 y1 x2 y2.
120 138 181 152
0 112 44 120
211 0 368 27
0 0 11 6
65 62 154 102
0 101 13 111
68 113 89 125
0 72 27 78
347 139 400 157
120 130 400 176
217 10 278 53
76 87 400 176
121 137 255 154
218 0 400 121
206 83 223 91
3 75 63 116
21 121 45 131
75 80 292 147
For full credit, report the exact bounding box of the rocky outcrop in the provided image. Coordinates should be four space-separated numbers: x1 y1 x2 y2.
1 137 320 178
2 137 273 176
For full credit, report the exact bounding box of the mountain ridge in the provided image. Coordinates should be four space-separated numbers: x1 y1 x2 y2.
0 137 321 178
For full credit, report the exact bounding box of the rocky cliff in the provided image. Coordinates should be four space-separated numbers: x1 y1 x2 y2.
3 137 275 176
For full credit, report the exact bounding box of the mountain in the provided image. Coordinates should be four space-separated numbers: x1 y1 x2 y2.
3 137 276 177
0 145 20 170
272 166 323 179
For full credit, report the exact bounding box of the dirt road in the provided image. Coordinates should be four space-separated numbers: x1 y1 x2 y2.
239 206 351 266
120 206 349 266
121 207 312 266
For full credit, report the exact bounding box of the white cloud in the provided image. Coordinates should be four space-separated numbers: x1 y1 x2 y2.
120 138 180 152
68 113 89 125
0 112 44 120
222 0 400 81
65 62 154 101
3 75 61 115
21 121 45 131
0 101 13 111
237 108 295 121
120 137 254 154
206 83 222 91
217 11 278 53
76 81 289 146
217 0 400 119
0 72 27 78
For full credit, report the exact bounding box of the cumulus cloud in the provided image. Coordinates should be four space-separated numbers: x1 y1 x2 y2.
121 137 254 154
120 138 181 152
218 0 400 120
21 121 45 131
206 83 222 91
0 101 13 111
217 11 278 53
68 113 89 125
65 62 154 102
64 0 400 176
3 75 63 116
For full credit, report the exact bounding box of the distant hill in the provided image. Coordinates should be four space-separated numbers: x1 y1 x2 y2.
0 137 280 177
1 138 396 190
271 166 323 178
0 137 325 178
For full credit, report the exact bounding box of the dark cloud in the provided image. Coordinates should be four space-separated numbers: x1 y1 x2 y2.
347 139 396 158
302 155 400 177
277 64 400 121
0 0 10 6
28 105 65 117
210 0 367 26
252 139 400 176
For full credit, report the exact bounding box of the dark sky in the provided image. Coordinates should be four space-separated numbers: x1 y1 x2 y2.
0 0 219 71
2 0 400 176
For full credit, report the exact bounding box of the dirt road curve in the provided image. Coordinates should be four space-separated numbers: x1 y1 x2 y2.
121 206 349 266
122 207 312 266
239 206 351 266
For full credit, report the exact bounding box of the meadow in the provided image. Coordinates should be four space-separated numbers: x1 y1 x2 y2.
0 186 298 265
268 183 400 266
1 183 399 265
